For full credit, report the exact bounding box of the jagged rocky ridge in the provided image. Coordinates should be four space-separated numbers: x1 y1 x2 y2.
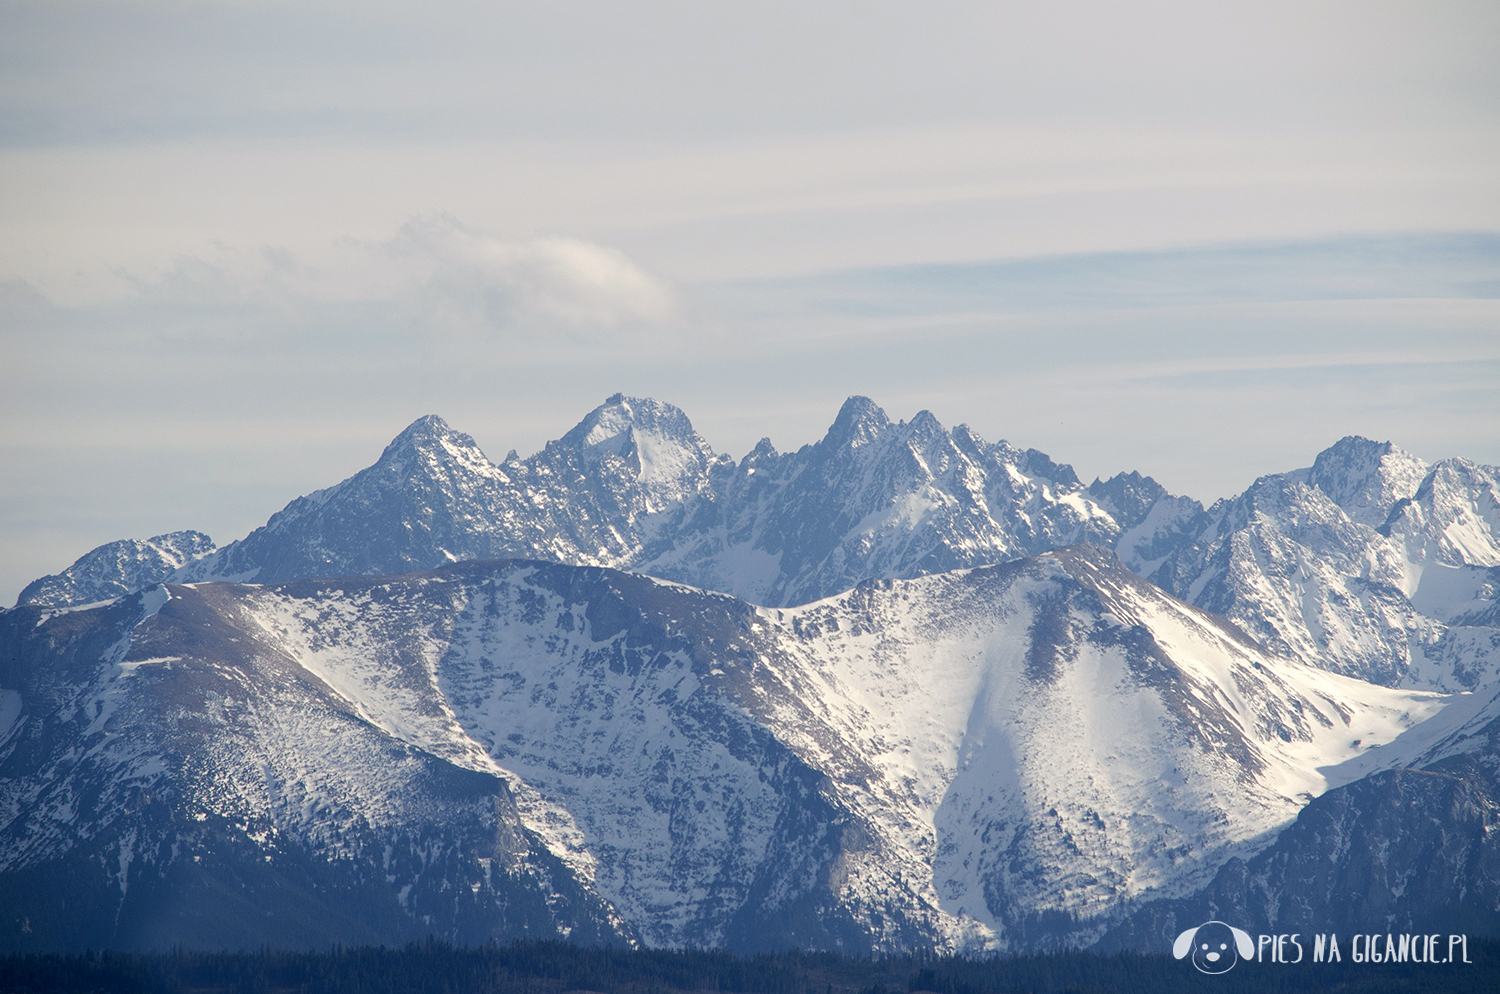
22 396 1500 690
1136 436 1500 691
8 396 1500 955
160 395 1123 609
18 531 215 609
0 548 1458 953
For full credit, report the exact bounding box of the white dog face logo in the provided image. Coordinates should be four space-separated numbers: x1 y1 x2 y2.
1173 920 1255 974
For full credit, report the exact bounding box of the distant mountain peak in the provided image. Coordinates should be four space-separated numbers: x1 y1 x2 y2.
1086 471 1170 529
906 409 944 435
1308 434 1428 528
387 413 456 445
556 395 716 505
824 395 890 448
398 412 452 434
16 530 215 608
380 414 485 461
561 395 701 450
372 415 495 487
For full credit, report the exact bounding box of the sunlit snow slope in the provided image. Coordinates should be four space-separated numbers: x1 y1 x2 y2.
1 547 1463 953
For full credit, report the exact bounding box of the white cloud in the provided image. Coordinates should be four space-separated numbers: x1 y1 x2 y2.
97 215 679 345
379 216 677 333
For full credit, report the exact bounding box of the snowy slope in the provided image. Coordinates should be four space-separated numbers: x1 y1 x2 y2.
17 531 215 608
1098 678 1500 949
1140 437 1500 691
736 545 1448 948
0 583 630 953
4 549 1469 953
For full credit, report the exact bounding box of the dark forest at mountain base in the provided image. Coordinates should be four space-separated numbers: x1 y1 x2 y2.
2 940 1498 994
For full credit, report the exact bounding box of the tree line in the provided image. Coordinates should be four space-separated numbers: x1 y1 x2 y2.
1 937 1496 994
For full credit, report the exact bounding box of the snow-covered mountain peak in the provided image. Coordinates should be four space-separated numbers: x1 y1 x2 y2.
823 395 891 449
905 408 945 438
556 394 718 505
1086 472 1172 531
1308 435 1429 528
1384 457 1500 569
15 531 216 608
742 436 779 464
560 394 698 452
386 412 458 447
376 414 499 480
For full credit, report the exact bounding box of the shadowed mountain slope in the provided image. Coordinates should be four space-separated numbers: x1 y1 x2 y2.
0 547 1464 953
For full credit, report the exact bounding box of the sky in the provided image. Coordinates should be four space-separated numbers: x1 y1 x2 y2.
2 0 1499 603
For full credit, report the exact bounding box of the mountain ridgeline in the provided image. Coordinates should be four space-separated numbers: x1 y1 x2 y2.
5 395 1500 956
173 396 1130 608
21 395 1500 691
2 549 1480 955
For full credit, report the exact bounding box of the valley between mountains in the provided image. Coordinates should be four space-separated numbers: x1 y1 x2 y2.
4 396 1500 954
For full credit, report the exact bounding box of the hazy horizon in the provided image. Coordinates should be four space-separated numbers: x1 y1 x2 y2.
3 0 1497 603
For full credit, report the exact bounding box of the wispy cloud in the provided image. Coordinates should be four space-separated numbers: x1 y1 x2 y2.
380 216 677 334
103 215 677 343
3 2 1497 603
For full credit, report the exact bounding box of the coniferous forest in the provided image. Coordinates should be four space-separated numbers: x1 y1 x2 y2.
2 939 1498 994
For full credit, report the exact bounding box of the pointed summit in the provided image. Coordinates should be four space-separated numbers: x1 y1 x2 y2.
1309 435 1428 528
380 414 478 457
823 396 890 449
393 413 453 439
556 395 717 508
560 395 702 454
371 414 495 484
1087 471 1170 529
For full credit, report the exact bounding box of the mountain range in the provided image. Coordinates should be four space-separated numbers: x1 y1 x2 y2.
4 395 1500 954
24 395 1500 690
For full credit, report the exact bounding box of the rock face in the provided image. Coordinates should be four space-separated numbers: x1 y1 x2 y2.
16 531 215 608
113 396 1120 612
1135 438 1500 690
1097 688 1500 950
28 400 1499 693
9 398 1500 957
0 549 1458 953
